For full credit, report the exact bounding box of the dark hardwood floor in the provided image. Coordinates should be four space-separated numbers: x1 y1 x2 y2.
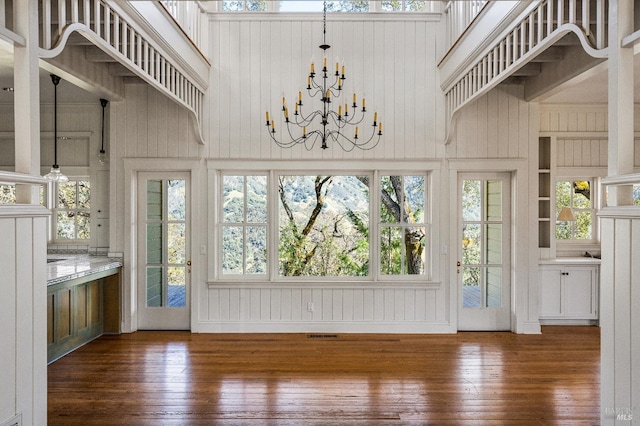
48 326 600 425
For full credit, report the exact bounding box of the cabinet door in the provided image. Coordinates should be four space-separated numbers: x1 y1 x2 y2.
562 267 597 318
539 267 562 316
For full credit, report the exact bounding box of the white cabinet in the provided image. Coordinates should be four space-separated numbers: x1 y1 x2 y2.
539 260 599 324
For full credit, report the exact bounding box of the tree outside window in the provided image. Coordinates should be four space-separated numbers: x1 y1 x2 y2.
555 180 592 240
55 179 90 240
278 175 370 277
380 175 426 276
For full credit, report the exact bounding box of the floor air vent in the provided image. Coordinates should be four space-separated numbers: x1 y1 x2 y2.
307 334 339 339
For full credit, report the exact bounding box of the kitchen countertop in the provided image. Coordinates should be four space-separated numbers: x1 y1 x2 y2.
47 254 123 286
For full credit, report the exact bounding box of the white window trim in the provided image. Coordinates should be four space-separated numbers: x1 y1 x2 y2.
553 176 601 247
207 159 441 284
51 176 92 244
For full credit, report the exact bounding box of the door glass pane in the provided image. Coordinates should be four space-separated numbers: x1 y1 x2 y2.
485 224 502 265
167 180 186 221
462 180 481 221
146 267 163 307
485 180 502 221
168 223 185 264
246 226 267 274
146 223 163 264
462 267 481 308
146 180 163 220
58 181 76 208
486 267 501 308
167 266 186 308
462 224 480 265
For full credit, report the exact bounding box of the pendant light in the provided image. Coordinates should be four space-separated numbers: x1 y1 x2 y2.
44 74 68 182
98 98 109 165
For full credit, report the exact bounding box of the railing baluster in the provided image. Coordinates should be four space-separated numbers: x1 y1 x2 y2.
59 0 66 38
42 0 52 49
71 0 79 23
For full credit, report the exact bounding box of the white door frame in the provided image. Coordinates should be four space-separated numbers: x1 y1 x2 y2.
447 159 540 334
122 158 201 333
457 172 511 330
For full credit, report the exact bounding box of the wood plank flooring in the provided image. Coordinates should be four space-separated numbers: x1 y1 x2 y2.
48 326 600 425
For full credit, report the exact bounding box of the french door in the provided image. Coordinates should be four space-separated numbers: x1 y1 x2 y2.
137 172 190 330
458 173 511 331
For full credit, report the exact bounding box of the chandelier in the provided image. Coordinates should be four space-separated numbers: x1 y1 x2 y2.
265 1 382 151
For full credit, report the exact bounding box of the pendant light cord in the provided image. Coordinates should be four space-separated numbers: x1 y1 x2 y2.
51 74 61 168
100 98 109 153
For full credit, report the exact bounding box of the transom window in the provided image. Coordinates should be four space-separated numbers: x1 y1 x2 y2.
222 1 432 12
217 170 430 279
54 179 91 241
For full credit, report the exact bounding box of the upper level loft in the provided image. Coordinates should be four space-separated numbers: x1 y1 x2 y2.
1 0 210 143
439 0 640 119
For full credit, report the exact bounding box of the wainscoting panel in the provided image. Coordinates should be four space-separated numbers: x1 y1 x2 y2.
202 284 446 333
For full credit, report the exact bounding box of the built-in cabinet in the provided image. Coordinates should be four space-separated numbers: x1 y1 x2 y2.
47 268 120 363
539 259 599 324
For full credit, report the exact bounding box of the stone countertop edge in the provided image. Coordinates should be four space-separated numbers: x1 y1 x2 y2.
47 254 123 286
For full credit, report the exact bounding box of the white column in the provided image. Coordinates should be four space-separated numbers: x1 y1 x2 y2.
13 0 42 205
601 0 638 424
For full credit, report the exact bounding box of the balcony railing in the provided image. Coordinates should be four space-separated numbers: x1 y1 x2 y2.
444 0 488 51
38 0 206 143
159 0 203 50
444 0 608 125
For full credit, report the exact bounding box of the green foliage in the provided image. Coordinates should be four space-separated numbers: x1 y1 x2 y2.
56 180 90 240
555 180 592 240
326 1 369 12
0 185 16 204
278 175 369 277
223 1 266 11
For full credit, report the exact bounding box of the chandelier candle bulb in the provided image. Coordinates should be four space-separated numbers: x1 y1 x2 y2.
323 56 327 69
378 122 382 134
355 127 359 139
298 91 302 103
362 98 366 110
265 111 269 124
344 103 348 115
373 112 377 124
338 105 342 116
303 127 307 137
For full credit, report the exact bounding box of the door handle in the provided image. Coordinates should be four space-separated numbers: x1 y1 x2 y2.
187 260 192 266
457 260 461 274
187 260 191 273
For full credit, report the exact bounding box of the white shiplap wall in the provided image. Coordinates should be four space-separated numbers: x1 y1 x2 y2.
203 284 446 333
0 207 48 426
207 15 443 161
447 85 535 159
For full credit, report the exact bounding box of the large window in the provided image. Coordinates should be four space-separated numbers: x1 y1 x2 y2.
555 179 593 241
279 175 370 277
218 170 430 280
54 179 91 241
